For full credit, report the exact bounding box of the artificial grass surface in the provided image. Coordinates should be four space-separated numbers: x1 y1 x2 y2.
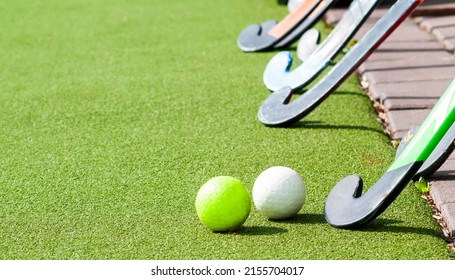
0 0 451 259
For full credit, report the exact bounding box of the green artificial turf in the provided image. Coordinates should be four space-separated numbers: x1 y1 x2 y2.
0 0 451 259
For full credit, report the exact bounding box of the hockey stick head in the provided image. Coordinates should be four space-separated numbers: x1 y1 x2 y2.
297 28 321 61
237 20 279 52
324 163 420 229
258 82 334 126
262 52 294 91
262 53 329 91
262 29 325 92
257 87 303 127
261 28 321 92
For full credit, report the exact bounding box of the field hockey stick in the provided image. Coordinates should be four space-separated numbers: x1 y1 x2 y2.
324 78 455 228
263 0 380 92
258 0 423 127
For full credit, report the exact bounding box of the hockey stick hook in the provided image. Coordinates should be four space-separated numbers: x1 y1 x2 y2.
324 163 420 229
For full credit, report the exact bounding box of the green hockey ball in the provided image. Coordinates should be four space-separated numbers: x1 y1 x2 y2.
195 176 251 232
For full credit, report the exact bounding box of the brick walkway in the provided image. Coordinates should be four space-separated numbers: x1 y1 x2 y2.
325 0 455 243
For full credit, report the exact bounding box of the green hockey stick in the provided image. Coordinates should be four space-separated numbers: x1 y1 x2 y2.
324 78 455 228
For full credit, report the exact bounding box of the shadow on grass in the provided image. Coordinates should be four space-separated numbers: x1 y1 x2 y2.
270 89 384 135
268 214 441 239
287 120 385 136
235 226 288 236
352 218 443 239
295 90 368 98
271 213 327 225
331 90 370 97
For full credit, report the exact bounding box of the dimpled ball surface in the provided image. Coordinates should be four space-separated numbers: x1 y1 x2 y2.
253 166 306 219
195 176 251 232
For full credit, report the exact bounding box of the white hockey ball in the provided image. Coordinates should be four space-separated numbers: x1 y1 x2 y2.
252 166 306 220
